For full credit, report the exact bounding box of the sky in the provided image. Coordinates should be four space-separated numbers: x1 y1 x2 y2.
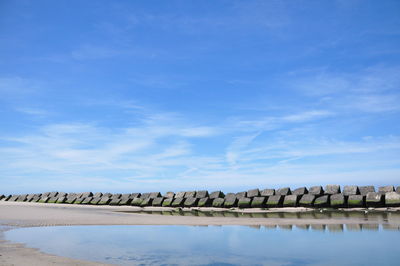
1 0 400 194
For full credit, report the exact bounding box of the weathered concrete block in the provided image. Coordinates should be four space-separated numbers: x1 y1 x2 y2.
65 196 77 204
196 191 209 198
17 194 28 202
314 195 330 208
3 195 12 201
251 197 266 208
0 195 5 200
149 192 161 199
238 197 252 208
49 192 59 198
396 186 400 194
283 195 299 207
140 198 153 207
74 197 86 204
42 192 51 197
223 196 238 208
119 197 132 205
379 186 395 195
235 191 247 198
266 195 283 207
26 194 36 202
47 197 59 203
184 191 196 198
140 193 151 199
330 194 346 208
292 187 308 196
102 193 112 198
56 196 67 204
260 189 275 196
247 189 260 198
80 197 92 204
343 186 360 196
82 192 93 198
98 197 111 205
109 198 121 205
385 192 400 207
325 185 340 195
184 197 198 207
131 193 141 199
197 197 211 207
175 192 186 198
162 198 174 207
347 195 365 207
111 193 122 199
212 198 225 207
276 187 291 196
38 196 50 203
93 192 103 198
359 186 375 196
366 192 384 207
164 192 175 198
121 193 131 199
58 192 67 198
131 197 143 206
152 197 164 206
90 197 101 205
309 186 324 196
171 197 185 207
209 191 225 199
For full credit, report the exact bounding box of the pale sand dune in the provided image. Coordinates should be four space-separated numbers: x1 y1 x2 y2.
1 201 399 265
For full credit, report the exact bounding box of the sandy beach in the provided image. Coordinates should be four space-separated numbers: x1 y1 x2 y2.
1 201 399 265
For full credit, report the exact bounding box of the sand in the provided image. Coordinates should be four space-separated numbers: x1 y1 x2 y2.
1 201 399 265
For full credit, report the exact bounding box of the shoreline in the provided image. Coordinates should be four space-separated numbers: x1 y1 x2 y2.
1 201 399 265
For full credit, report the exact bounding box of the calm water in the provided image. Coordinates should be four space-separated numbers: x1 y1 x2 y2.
5 223 400 266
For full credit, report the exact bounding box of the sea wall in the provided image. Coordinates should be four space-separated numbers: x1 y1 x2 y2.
1 185 400 209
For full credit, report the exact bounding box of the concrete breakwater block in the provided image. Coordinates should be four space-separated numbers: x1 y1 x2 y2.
343 186 359 196
212 198 225 207
238 197 252 208
162 198 174 207
330 194 346 208
379 186 395 195
74 197 86 204
292 187 308 196
109 198 121 205
152 197 164 206
140 193 151 199
47 197 59 203
260 189 274 197
149 192 161 199
197 197 211 207
65 196 78 204
314 195 330 208
251 197 266 208
17 194 28 202
209 191 225 199
196 191 209 198
90 197 101 205
171 198 185 207
235 192 247 199
81 192 93 198
56 196 67 203
276 187 291 196
397 186 400 193
2 195 11 201
223 196 238 208
119 197 132 205
359 186 375 196
98 197 111 205
38 197 49 203
247 189 260 198
366 192 384 207
283 195 298 207
93 192 103 198
309 186 324 196
130 193 141 199
385 192 400 207
174 192 186 198
140 198 153 207
325 185 340 195
131 197 143 206
348 195 365 207
266 195 283 207
184 197 198 207
30 195 41 202
184 191 196 198
111 193 122 199
164 192 175 198
83 197 94 204
49 192 58 198
0 195 4 200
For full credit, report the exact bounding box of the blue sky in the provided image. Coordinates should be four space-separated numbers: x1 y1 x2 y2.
1 0 400 194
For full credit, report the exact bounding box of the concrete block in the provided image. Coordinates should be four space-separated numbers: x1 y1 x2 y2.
42 192 51 197
184 197 198 207
366 192 384 207
17 194 28 202
359 186 375 196
121 193 131 199
292 187 308 196
3 195 12 201
58 192 67 198
162 198 174 207
152 197 164 206
309 186 324 196
131 193 141 199
26 194 36 201
47 197 58 203
74 197 86 204
102 193 112 198
175 192 186 198
260 189 275 196
251 197 266 208
325 185 340 195
385 192 400 207
131 197 143 206
314 195 330 208
65 196 77 204
223 197 238 208
343 186 360 196
111 193 122 199
109 198 121 205
82 197 93 204
330 194 346 208
197 197 211 207
348 195 365 207
149 192 161 199
98 197 111 205
209 191 225 199
238 197 252 208
196 191 209 198
247 189 260 198
81 192 93 198
56 196 67 204
266 195 283 207
93 192 103 198
90 197 101 205
396 186 400 194
235 191 247 198
276 187 291 196
212 198 225 207
140 193 151 199
164 192 175 198
184 191 196 198
171 198 185 207
0 195 4 200
49 192 59 198
283 195 299 207
140 198 153 207
379 186 395 195
119 197 132 205
38 196 49 203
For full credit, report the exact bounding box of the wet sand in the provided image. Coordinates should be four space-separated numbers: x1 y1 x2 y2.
1 201 399 265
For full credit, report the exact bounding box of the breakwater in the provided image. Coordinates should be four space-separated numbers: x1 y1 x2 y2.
1 185 400 209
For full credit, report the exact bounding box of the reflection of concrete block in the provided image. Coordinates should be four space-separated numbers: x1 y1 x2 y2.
260 189 275 196
197 197 212 207
299 194 315 207
325 185 340 195
162 198 174 207
251 197 266 208
195 191 208 198
276 187 291 196
152 197 164 206
348 195 365 207
184 197 198 207
343 186 359 196
266 195 283 207
292 187 308 196
309 186 324 196
379 186 395 195
366 192 384 207
238 197 252 208
283 195 298 207
247 189 260 198
346 224 361 231
361 224 379 231
314 195 330 208
359 186 375 196
212 198 225 207
327 224 344 232
385 192 400 207
330 194 346 208
209 191 225 199
223 197 238 208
